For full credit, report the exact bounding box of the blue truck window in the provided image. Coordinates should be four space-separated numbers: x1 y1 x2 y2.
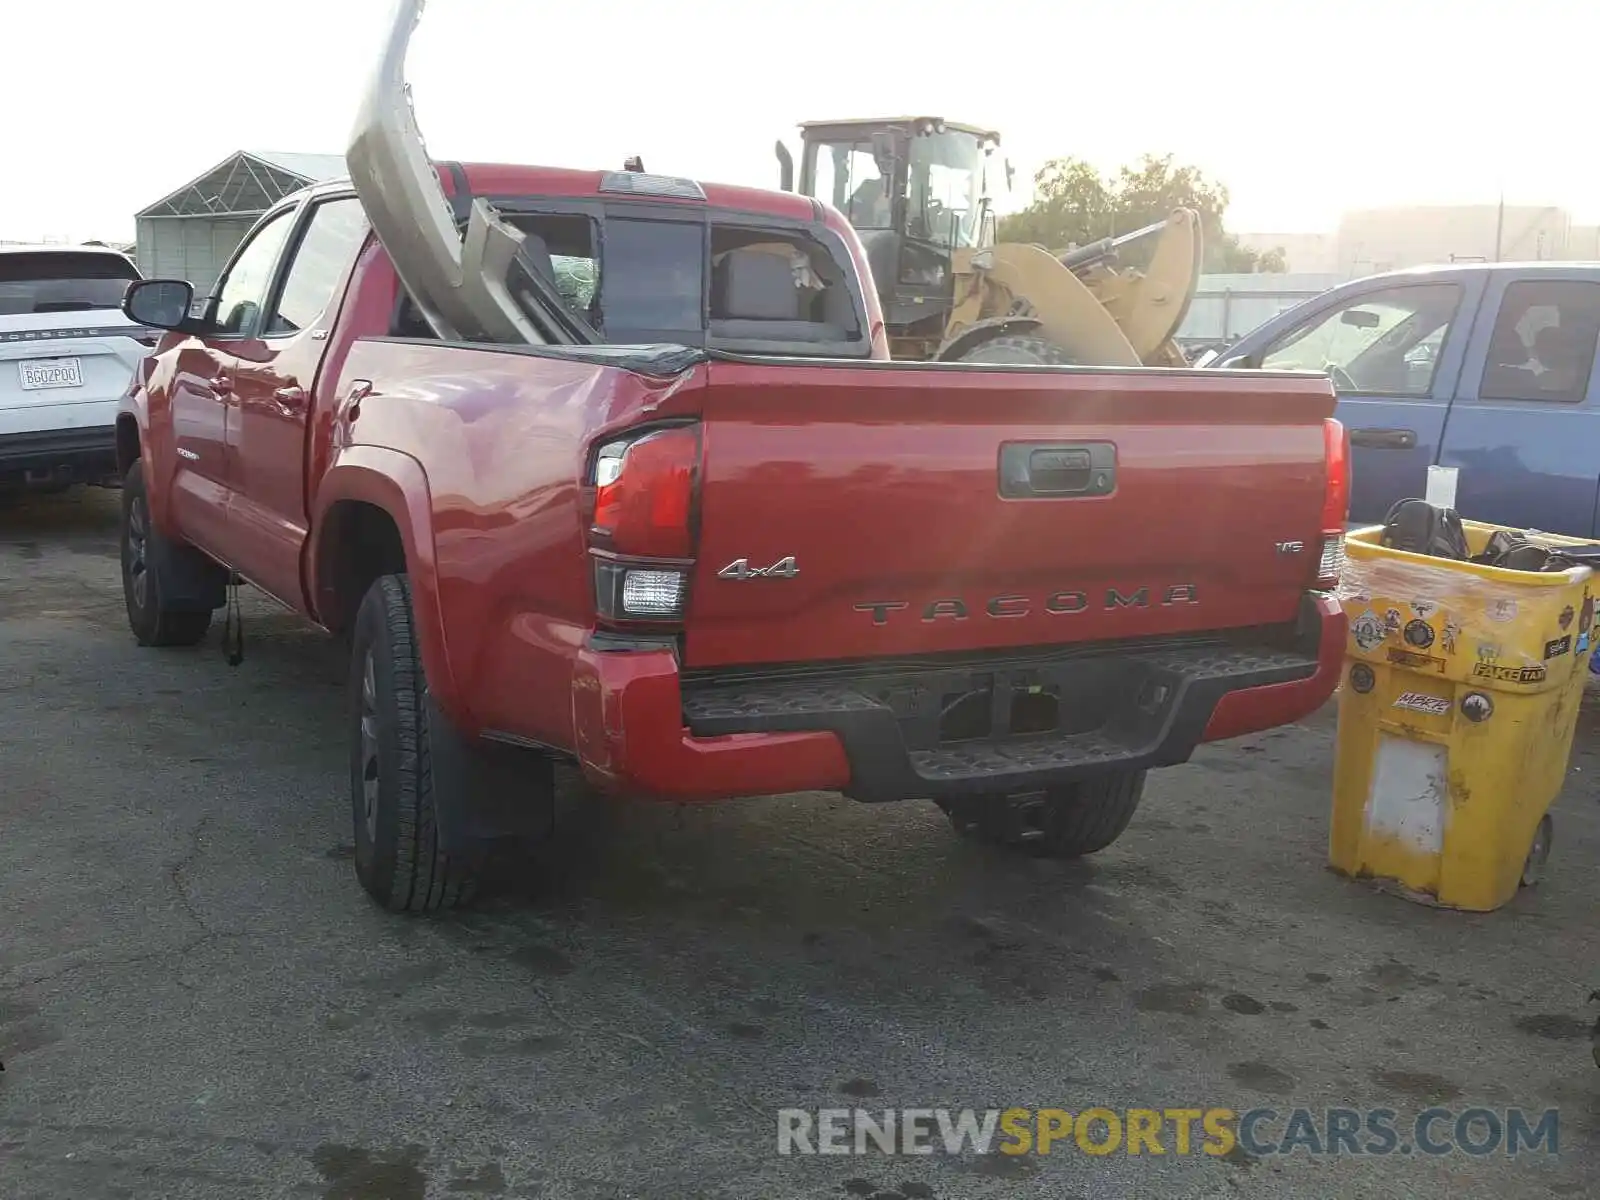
1480 281 1600 404
1260 283 1461 396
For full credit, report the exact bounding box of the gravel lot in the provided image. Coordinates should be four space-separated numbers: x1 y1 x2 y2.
1 488 1596 1200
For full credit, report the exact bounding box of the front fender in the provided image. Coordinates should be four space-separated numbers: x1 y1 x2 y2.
309 446 465 729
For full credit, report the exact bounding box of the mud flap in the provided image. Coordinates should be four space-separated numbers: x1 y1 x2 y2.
148 537 228 612
426 696 555 852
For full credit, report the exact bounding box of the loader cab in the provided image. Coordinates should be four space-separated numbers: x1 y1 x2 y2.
787 117 1002 356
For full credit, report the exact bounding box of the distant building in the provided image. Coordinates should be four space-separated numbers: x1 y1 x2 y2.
1336 204 1577 274
134 151 346 293
1178 272 1347 345
1239 204 1597 281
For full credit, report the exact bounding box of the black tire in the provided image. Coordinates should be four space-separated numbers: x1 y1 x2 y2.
348 573 483 913
120 460 213 647
941 770 1147 859
958 334 1078 366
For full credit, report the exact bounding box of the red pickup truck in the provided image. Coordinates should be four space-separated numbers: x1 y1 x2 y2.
114 7 1346 914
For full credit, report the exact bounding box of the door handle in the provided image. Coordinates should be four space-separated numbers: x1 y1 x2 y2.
273 385 308 414
1349 427 1417 450
210 373 233 395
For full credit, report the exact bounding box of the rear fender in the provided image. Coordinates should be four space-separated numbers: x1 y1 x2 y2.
309 446 464 727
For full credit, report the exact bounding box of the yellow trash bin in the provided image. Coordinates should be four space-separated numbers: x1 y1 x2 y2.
1330 520 1596 912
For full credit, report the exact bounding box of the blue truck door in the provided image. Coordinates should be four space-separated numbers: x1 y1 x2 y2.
1436 271 1600 537
1244 274 1482 524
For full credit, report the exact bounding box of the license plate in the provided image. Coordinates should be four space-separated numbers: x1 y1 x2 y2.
18 357 85 391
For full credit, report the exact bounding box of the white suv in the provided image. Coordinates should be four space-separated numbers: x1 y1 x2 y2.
0 244 157 496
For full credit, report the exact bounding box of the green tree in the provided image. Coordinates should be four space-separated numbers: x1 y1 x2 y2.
998 153 1288 273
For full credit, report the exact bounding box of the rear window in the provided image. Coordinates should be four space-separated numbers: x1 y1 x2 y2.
602 218 706 336
0 251 140 317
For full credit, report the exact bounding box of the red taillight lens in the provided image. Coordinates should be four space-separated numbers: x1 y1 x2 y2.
591 426 699 559
588 424 701 625
1317 417 1350 587
1321 417 1350 531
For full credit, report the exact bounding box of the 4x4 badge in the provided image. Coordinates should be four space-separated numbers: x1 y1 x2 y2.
717 556 799 580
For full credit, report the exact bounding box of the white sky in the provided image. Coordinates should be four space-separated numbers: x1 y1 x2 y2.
3 0 1597 242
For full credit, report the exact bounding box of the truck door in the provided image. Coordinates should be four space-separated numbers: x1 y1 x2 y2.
164 204 300 555
226 195 370 608
1249 276 1481 524
1436 272 1600 536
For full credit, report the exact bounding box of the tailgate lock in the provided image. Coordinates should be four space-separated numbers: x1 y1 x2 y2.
1000 442 1117 499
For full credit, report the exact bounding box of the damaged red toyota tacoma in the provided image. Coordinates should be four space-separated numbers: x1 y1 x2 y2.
114 0 1347 912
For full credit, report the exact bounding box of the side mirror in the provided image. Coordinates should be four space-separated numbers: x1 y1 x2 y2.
775 141 794 193
1218 352 1255 369
123 279 196 331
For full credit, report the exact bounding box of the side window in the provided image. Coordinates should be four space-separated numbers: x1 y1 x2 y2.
601 218 704 335
506 213 598 322
1479 281 1600 404
708 225 861 343
212 208 297 336
1260 283 1462 396
266 198 369 336
813 143 892 228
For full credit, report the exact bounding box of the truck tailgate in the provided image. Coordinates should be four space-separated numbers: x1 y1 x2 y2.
684 360 1337 670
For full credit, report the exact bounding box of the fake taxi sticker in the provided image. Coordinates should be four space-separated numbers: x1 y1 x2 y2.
1393 691 1452 716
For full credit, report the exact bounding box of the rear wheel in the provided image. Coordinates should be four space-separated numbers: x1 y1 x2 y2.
120 460 213 647
349 573 484 913
958 334 1078 366
940 770 1147 858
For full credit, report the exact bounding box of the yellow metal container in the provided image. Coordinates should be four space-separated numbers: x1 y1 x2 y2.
1330 521 1596 911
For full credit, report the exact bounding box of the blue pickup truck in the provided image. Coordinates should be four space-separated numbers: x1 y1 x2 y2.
1207 263 1600 535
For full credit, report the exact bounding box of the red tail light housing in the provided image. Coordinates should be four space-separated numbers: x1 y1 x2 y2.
1316 417 1350 588
586 423 701 626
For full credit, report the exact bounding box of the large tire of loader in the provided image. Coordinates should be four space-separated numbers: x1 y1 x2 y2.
348 573 485 913
939 771 1148 859
957 334 1078 366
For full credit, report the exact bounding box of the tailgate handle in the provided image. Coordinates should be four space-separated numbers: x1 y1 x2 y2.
1000 441 1117 499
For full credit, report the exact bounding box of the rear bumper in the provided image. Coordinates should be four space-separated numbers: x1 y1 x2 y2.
571 593 1345 803
0 425 118 488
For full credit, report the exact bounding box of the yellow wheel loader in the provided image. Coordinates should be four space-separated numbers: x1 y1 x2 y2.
775 116 1202 367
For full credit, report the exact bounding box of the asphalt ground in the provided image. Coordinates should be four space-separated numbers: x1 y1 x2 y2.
1 487 1596 1200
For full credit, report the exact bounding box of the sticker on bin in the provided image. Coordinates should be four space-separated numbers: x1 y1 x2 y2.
1472 662 1547 684
1544 635 1571 660
1388 648 1446 672
1351 610 1387 651
1486 598 1518 623
1393 691 1452 716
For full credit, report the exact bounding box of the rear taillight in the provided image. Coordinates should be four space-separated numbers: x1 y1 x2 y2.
586 424 700 625
1317 417 1350 588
